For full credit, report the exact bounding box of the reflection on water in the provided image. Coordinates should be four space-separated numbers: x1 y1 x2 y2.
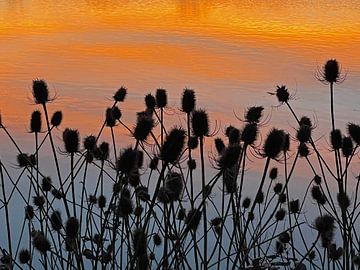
0 0 359 145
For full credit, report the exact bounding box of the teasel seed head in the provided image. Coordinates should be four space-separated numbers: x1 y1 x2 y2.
311 185 326 205
191 109 209 137
51 111 63 127
342 136 353 157
242 197 251 208
133 113 154 141
328 244 343 261
51 188 63 200
276 85 289 103
263 128 285 159
50 210 62 231
98 195 106 208
290 199 300 214
228 127 241 145
313 175 322 185
214 138 225 154
30 110 41 133
185 208 202 231
187 158 196 170
218 144 241 170
32 233 51 254
182 88 196 113
96 141 110 161
33 195 45 209
348 123 360 145
83 135 96 151
155 88 167 108
132 228 147 256
153 234 162 246
18 249 31 264
116 147 138 174
245 106 264 123
255 191 264 204
63 128 80 154
323 59 340 84
298 143 309 157
330 129 342 150
314 214 335 247
296 124 311 143
299 116 312 127
278 193 287 204
177 207 186 220
337 192 350 210
32 79 49 104
276 241 285 254
65 217 79 238
105 107 116 127
113 86 127 102
279 232 290 244
41 176 52 192
211 217 223 227
160 127 186 164
241 123 258 145
17 153 35 167
275 208 286 221
269 167 278 180
188 136 198 150
273 183 283 194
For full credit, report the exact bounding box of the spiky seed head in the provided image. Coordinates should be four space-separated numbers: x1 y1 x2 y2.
98 195 106 208
314 214 335 247
105 108 116 127
269 167 278 180
149 156 159 170
276 85 289 103
299 116 312 127
241 123 258 145
229 128 241 145
225 125 235 137
133 113 154 141
182 88 196 113
17 153 34 167
165 172 184 201
278 193 287 204
51 189 63 199
337 192 350 210
311 186 326 205
242 197 251 208
279 232 290 244
263 128 285 159
245 106 264 123
155 88 167 108
177 207 186 220
275 208 286 221
18 249 31 264
328 244 343 261
223 168 237 193
188 136 198 150
296 125 311 143
113 86 127 102
50 111 62 127
160 128 186 164
65 217 79 238
116 147 138 174
32 79 49 104
298 143 309 157
41 177 52 192
248 212 255 221
342 136 353 157
63 128 79 154
313 175 322 185
157 187 171 204
33 233 51 254
185 208 202 231
30 110 41 133
309 250 316 261
273 183 283 194
255 191 264 204
290 199 300 214
214 138 225 154
191 109 209 137
218 145 241 170
153 234 162 246
50 210 62 231
33 195 45 208
187 158 196 170
128 169 141 187
135 186 149 201
83 135 96 151
25 205 34 220
144 93 156 110
330 129 342 150
282 133 290 152
211 217 223 227
96 141 109 161
348 123 360 145
117 188 133 217
324 59 340 83
112 106 121 120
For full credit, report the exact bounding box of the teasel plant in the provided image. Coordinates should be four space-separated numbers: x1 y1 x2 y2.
0 59 360 270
